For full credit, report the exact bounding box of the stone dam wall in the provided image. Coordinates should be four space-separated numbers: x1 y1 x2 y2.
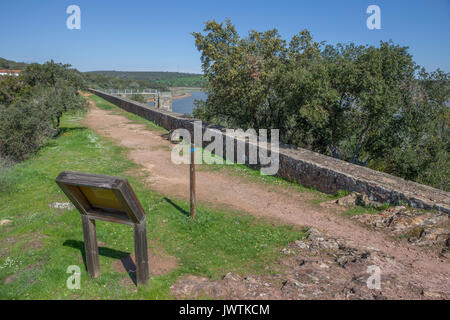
88 89 450 214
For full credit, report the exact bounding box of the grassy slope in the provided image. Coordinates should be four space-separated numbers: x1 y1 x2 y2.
0 102 307 299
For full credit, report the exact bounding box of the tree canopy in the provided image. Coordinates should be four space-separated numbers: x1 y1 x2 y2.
193 19 449 191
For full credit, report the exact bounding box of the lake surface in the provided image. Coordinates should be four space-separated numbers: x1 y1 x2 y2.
172 91 207 115
147 91 207 115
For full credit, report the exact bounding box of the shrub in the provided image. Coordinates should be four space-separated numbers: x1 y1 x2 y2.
0 61 87 162
0 96 55 161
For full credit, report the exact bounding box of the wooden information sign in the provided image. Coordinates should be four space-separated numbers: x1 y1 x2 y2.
55 171 149 285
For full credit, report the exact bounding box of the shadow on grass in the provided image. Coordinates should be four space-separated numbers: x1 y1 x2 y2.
57 126 87 137
63 239 137 285
163 197 190 217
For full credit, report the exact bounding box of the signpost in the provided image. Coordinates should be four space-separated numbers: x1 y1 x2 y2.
190 143 196 219
55 171 149 285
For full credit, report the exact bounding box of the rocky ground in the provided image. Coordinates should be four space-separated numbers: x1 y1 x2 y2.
170 225 448 300
171 196 449 300
339 193 450 259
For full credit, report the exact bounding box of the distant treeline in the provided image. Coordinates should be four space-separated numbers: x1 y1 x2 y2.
0 58 205 90
87 71 206 88
0 57 29 70
193 20 450 191
83 72 169 91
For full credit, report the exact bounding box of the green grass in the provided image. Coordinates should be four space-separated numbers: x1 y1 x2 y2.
341 203 390 217
0 104 306 299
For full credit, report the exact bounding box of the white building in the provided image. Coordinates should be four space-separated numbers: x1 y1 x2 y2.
0 69 22 76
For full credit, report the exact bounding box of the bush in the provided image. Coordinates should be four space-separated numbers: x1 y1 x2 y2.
0 96 54 161
0 61 87 162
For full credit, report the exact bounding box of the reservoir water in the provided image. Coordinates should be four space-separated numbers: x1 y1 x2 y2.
147 91 207 115
172 91 207 115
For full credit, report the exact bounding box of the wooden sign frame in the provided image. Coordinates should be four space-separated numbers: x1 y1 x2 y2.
55 171 149 285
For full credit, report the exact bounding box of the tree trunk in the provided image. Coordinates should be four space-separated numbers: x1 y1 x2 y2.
352 122 371 164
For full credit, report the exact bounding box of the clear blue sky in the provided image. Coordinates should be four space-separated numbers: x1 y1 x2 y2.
1 0 449 73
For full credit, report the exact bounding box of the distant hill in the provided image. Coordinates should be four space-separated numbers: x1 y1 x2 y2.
87 71 206 88
0 59 206 89
0 57 29 70
84 72 169 91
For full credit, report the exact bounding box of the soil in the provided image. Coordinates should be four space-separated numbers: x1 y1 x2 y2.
112 251 178 277
82 98 450 299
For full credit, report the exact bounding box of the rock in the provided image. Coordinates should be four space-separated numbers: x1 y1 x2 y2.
439 248 450 259
49 202 75 210
295 240 310 250
353 206 449 249
336 193 358 207
281 279 303 291
223 272 240 281
0 219 12 226
416 228 450 247
306 274 319 283
244 276 259 284
422 289 442 298
306 227 322 240
355 194 385 208
319 239 340 250
336 256 349 267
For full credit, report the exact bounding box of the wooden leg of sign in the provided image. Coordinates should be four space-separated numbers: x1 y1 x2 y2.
190 143 196 220
133 218 149 286
81 215 100 278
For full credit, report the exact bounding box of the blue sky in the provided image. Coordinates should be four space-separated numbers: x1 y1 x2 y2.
0 0 449 73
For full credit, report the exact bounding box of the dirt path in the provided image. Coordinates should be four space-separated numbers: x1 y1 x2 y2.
82 98 449 298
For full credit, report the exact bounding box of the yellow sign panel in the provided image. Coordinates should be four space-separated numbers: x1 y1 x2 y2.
79 186 125 212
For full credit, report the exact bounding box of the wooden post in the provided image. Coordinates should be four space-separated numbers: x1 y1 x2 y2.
190 142 196 219
133 217 149 285
81 215 100 278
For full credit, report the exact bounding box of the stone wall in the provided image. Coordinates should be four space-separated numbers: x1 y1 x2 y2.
88 89 450 214
157 92 172 112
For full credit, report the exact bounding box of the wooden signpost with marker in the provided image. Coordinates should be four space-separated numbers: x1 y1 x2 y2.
55 171 149 286
190 142 196 219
